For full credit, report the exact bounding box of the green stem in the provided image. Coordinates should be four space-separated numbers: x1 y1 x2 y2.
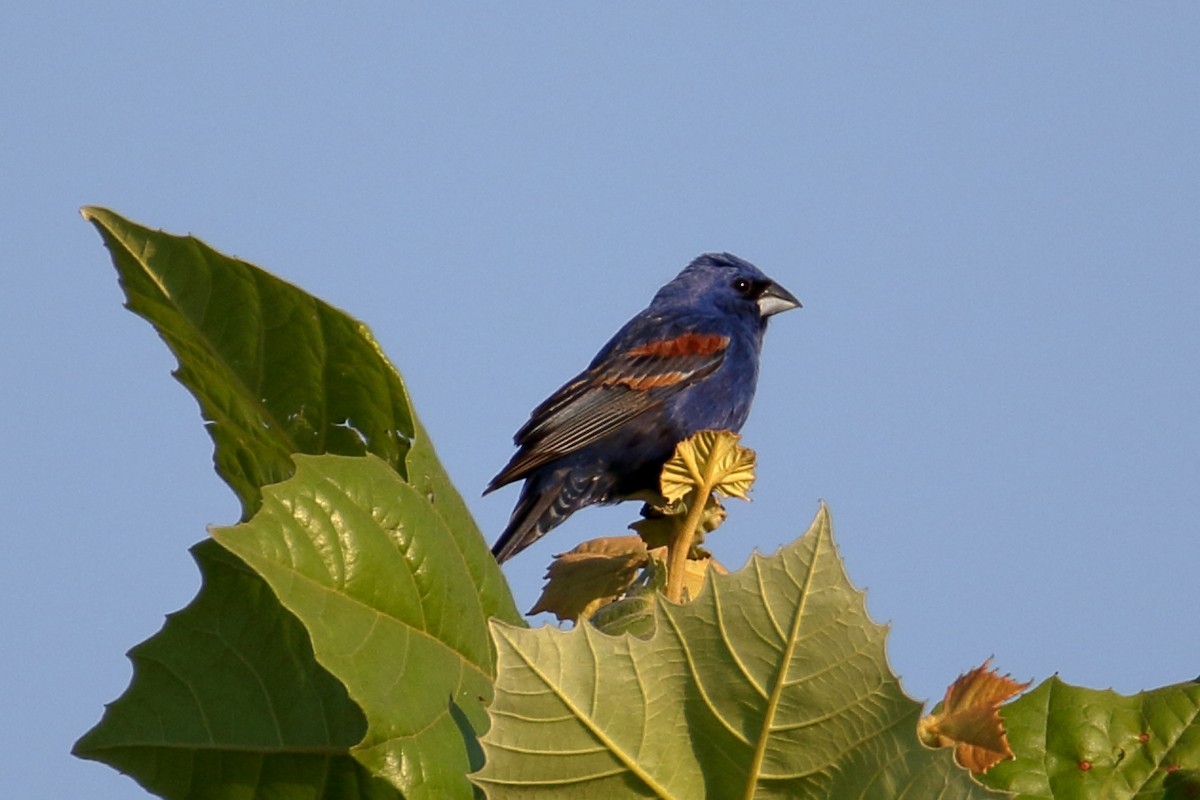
665 490 708 603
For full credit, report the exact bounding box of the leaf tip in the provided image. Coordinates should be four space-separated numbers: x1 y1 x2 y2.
80 205 109 224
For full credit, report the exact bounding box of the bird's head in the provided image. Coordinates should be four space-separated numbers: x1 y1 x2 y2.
655 252 801 321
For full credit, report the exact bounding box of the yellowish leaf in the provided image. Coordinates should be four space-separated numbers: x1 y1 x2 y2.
528 536 649 622
917 659 1032 774
660 430 757 504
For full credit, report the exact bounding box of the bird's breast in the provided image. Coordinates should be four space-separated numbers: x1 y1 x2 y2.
667 338 759 436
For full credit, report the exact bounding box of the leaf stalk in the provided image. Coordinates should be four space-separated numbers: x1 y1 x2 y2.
665 491 708 603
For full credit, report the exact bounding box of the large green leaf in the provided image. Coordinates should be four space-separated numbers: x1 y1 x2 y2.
82 206 411 517
77 208 521 797
980 676 1200 799
81 206 514 618
73 540 400 800
475 505 1001 799
212 454 508 799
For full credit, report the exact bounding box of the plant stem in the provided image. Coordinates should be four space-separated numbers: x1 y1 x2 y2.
665 490 708 603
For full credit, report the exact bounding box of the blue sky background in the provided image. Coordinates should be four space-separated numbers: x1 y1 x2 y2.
3 5 1198 797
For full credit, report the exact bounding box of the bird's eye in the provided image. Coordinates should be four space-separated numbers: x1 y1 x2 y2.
732 278 753 295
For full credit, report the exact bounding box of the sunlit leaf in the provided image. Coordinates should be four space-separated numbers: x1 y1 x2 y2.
81 208 514 614
475 504 1001 799
81 206 412 516
659 429 756 504
213 454 509 799
77 208 521 798
979 676 1200 799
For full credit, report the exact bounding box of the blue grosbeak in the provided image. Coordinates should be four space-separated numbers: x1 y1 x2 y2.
487 253 800 563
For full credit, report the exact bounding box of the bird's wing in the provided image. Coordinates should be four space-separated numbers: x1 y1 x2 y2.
487 329 729 489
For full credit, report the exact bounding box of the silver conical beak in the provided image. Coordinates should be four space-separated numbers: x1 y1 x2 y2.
757 282 801 317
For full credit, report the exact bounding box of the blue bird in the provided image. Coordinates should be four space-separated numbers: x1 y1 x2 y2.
486 253 800 563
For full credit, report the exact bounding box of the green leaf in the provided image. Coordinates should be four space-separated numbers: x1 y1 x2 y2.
73 540 400 800
979 676 1200 799
588 592 657 639
81 206 517 619
77 208 522 797
475 504 1001 799
1164 769 1200 800
212 453 509 800
81 206 412 517
407 414 517 621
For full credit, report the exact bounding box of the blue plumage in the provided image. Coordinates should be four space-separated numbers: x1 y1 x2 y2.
487 253 799 563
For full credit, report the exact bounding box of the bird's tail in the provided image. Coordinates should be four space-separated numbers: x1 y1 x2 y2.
491 468 603 563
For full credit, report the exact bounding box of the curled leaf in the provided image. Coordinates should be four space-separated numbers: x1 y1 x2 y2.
918 659 1031 774
630 498 727 550
586 592 656 639
528 536 650 622
660 430 756 504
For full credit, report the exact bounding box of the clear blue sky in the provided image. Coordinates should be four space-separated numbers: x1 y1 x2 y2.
3 5 1198 797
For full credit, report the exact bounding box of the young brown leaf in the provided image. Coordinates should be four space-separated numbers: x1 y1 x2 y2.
918 659 1031 774
528 536 650 622
660 430 757 504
